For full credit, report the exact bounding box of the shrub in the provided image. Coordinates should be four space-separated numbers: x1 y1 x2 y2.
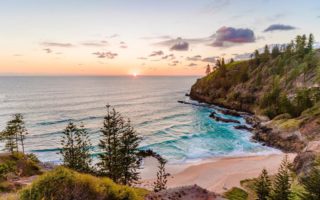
20 167 146 200
224 187 248 200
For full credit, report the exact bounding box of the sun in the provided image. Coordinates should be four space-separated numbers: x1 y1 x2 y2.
132 73 138 77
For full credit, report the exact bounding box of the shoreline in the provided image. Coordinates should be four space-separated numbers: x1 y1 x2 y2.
140 153 296 193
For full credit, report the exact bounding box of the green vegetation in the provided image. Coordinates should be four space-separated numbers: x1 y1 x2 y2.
192 34 320 120
299 158 320 200
20 167 148 200
224 187 248 200
60 122 92 173
0 107 171 200
241 156 320 200
254 168 271 200
0 152 41 192
270 156 292 200
1 114 28 154
98 104 142 185
153 158 170 192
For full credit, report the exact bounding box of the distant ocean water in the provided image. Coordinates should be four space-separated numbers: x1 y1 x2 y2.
0 76 279 163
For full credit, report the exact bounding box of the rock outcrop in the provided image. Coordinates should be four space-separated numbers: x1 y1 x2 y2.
209 112 240 124
294 140 320 174
145 185 225 200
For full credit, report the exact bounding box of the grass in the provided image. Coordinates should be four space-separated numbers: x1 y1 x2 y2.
0 152 41 193
240 179 257 200
224 187 248 200
19 166 149 200
272 118 303 131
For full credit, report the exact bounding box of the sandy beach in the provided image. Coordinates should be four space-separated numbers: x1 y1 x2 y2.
140 153 296 193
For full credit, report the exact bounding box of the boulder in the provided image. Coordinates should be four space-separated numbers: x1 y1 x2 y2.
234 125 253 131
294 140 320 174
209 112 240 124
219 109 241 117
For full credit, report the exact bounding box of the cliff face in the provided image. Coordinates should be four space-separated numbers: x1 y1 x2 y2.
190 45 320 155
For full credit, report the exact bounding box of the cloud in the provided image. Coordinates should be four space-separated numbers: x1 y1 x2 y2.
161 54 175 60
187 63 198 67
155 37 208 47
264 24 296 32
107 34 119 38
43 48 52 53
170 39 189 51
93 51 118 59
81 41 108 47
210 27 255 47
41 42 74 47
186 55 202 61
149 50 164 57
141 35 172 40
202 57 217 63
169 60 179 66
120 41 128 48
137 57 147 60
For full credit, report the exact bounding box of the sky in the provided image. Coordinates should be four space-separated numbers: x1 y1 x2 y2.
0 0 320 76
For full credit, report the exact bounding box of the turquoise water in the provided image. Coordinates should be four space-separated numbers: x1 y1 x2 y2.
0 76 278 163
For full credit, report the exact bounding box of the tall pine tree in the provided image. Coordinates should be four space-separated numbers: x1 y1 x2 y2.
119 119 141 185
0 114 28 154
271 155 292 200
60 122 92 173
254 168 271 200
98 105 142 185
300 158 320 200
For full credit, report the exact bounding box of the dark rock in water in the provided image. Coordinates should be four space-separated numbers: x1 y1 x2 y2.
177 100 211 108
234 125 253 131
209 112 240 124
185 93 190 97
209 111 216 118
219 109 241 117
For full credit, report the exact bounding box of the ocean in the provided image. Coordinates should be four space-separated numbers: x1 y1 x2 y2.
0 76 278 163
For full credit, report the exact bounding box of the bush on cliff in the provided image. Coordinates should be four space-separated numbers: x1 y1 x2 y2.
19 167 148 200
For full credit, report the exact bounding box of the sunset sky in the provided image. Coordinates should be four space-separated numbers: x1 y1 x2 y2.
1 0 320 76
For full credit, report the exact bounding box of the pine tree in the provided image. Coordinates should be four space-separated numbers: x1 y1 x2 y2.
119 119 142 185
300 158 320 200
307 33 314 53
98 105 142 185
271 155 292 200
254 168 271 200
263 45 270 62
205 64 211 75
98 105 123 182
0 114 28 154
0 126 17 154
13 114 28 154
60 122 92 173
75 123 92 173
153 158 170 192
271 45 280 58
254 49 260 66
219 58 227 77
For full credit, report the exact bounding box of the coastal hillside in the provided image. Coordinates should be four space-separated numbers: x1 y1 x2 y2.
191 34 320 155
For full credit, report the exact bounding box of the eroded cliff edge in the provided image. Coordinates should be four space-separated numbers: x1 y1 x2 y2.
190 43 320 173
